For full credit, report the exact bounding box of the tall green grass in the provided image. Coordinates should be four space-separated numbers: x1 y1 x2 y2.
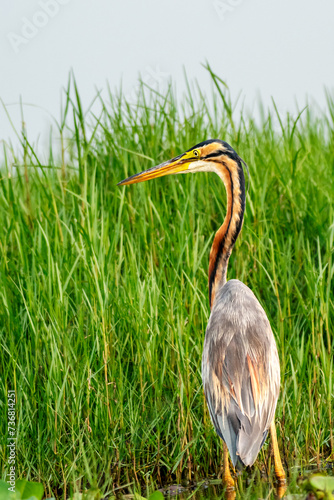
0 69 333 498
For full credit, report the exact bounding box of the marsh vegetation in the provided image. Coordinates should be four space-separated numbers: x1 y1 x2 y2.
0 69 333 498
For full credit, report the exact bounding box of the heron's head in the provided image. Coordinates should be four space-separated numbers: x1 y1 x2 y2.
117 139 244 186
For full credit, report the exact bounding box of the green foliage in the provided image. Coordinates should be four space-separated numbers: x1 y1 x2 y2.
134 491 164 500
0 71 333 498
0 480 43 500
303 474 334 499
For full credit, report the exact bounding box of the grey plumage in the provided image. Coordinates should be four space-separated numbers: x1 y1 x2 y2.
202 279 280 468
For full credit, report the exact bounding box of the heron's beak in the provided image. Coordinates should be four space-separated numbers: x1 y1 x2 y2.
117 153 194 186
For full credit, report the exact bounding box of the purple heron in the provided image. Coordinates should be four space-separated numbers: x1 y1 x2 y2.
118 140 286 488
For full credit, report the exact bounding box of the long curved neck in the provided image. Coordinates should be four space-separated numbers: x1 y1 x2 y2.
209 157 246 308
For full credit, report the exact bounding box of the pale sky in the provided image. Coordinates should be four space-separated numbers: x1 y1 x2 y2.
1 0 334 155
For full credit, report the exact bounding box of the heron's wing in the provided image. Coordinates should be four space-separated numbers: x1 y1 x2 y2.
202 280 280 467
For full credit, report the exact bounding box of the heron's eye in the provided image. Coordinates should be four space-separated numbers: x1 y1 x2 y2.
193 150 200 158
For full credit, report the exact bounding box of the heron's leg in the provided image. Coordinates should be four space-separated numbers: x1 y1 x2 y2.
270 421 286 484
222 442 235 490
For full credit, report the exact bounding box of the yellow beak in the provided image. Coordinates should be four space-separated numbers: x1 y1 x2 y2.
117 153 194 186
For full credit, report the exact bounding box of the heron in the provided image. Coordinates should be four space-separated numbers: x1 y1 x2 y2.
118 139 286 488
